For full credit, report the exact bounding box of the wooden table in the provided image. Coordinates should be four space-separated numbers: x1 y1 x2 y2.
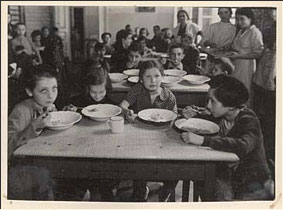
13 117 238 202
110 80 209 108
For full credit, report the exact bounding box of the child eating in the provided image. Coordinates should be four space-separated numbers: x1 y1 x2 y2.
181 75 274 201
160 44 185 71
119 60 177 201
8 64 57 200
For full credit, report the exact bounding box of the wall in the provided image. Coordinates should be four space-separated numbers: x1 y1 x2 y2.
84 6 100 39
106 6 175 40
24 6 53 37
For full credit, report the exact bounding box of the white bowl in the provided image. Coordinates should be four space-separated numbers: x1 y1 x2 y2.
161 76 182 87
175 118 219 135
123 69 139 76
200 53 208 60
82 104 122 121
138 108 177 123
47 111 82 130
183 75 210 85
103 55 111 59
109 73 128 83
164 69 187 77
127 76 139 84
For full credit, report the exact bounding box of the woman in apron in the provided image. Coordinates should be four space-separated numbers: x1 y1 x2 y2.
224 8 264 106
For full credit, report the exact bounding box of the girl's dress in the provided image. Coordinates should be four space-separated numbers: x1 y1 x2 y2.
231 25 264 94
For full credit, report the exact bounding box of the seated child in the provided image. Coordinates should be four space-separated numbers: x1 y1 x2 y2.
119 60 177 201
160 44 185 71
139 27 150 47
181 75 274 201
91 42 111 72
181 33 201 74
137 36 153 58
159 28 173 53
117 42 142 72
101 32 114 55
150 25 163 52
8 64 57 200
64 64 114 111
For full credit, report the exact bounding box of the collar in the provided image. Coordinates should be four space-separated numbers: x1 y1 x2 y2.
168 61 183 70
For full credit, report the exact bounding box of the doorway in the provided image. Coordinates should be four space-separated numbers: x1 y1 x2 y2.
70 7 85 62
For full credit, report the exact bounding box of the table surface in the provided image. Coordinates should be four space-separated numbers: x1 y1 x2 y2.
14 117 239 162
112 80 209 93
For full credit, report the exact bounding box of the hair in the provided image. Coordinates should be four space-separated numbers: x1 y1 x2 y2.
208 75 249 108
218 7 233 16
139 27 149 37
83 59 112 92
52 27 59 33
41 26 50 32
24 64 58 91
31 30 41 41
94 42 106 52
127 42 142 54
139 60 164 80
125 24 131 29
153 25 160 30
235 8 255 25
181 32 193 39
15 22 25 28
115 29 131 48
101 32 112 40
169 43 184 53
177 10 190 20
213 59 233 75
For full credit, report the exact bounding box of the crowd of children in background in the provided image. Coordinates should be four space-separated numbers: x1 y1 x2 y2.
7 7 275 202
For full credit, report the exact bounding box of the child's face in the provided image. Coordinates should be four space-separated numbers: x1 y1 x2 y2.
236 15 252 29
164 30 172 39
89 83 107 102
181 36 193 47
16 25 26 36
153 27 160 35
141 67 162 93
128 51 141 66
96 48 106 57
26 77 58 108
140 29 147 38
102 35 111 44
169 48 184 66
122 34 133 48
139 40 147 51
33 35 41 44
206 89 229 118
42 28 49 37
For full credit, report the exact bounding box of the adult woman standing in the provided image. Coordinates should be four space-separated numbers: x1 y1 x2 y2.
172 10 200 44
199 7 236 49
224 8 264 101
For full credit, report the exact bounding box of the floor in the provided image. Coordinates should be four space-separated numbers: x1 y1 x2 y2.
82 180 195 202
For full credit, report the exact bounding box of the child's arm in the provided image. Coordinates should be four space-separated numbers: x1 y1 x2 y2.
182 115 260 158
8 106 51 159
119 100 137 123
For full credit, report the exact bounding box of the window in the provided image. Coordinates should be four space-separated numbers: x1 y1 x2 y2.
8 6 25 24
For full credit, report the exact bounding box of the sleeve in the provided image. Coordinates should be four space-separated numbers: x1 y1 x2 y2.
251 29 264 54
202 115 261 159
124 84 140 106
202 25 212 41
166 90 177 113
8 105 41 159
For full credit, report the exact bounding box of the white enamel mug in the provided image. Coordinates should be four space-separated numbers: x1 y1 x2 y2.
107 116 124 133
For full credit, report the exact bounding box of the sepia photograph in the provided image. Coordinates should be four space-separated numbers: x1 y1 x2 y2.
1 1 282 209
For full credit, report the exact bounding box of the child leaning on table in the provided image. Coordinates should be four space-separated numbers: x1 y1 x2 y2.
181 75 274 201
8 64 58 200
64 62 114 112
119 60 177 201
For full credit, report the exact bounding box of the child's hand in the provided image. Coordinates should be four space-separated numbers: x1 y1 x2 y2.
181 131 204 145
31 111 51 132
182 105 210 119
63 104 78 112
125 109 137 123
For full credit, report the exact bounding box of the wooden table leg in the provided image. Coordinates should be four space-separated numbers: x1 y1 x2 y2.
182 181 190 202
203 163 216 201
